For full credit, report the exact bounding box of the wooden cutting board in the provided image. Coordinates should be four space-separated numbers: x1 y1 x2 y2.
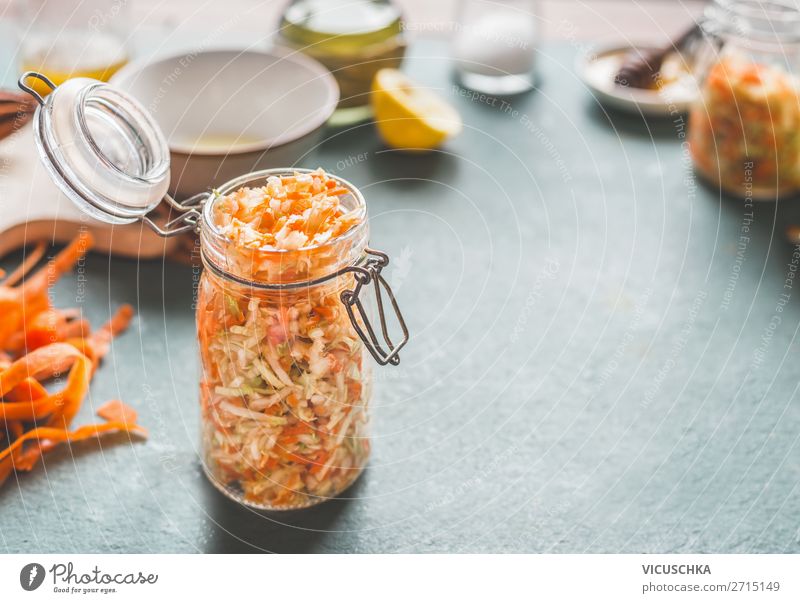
0 123 179 259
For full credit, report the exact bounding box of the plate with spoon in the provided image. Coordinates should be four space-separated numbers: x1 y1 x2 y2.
577 24 702 117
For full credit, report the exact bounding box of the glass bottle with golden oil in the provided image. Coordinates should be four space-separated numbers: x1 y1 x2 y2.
20 0 129 97
278 0 406 126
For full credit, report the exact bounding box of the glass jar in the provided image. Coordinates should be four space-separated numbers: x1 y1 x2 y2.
452 0 539 95
688 0 800 200
277 0 406 126
19 72 409 510
198 170 390 509
20 0 130 98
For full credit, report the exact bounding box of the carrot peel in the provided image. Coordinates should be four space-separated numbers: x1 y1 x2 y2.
0 422 148 465
96 400 138 425
0 233 143 487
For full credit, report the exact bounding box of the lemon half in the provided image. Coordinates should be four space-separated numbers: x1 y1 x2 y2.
371 68 462 151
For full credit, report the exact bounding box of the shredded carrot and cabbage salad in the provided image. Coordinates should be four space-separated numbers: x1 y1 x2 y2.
199 169 370 509
689 56 800 196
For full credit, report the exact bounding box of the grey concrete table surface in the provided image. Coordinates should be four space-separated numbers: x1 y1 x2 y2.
1 41 799 553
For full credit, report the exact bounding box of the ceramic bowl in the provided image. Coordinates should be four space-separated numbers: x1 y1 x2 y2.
111 47 339 197
577 44 698 118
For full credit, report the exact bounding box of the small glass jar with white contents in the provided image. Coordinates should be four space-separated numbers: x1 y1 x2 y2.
18 71 409 510
452 0 539 95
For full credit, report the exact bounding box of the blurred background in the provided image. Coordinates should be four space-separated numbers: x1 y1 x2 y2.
0 0 707 84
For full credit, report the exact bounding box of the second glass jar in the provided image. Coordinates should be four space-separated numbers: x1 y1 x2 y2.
688 0 800 200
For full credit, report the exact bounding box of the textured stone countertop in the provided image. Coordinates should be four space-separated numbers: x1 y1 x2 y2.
1 41 798 553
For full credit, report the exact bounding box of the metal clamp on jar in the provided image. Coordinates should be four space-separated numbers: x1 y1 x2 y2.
19 71 409 510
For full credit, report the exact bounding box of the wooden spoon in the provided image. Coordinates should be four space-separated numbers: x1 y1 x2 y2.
614 23 702 90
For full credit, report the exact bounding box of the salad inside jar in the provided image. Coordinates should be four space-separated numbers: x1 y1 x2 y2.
689 55 800 199
197 169 372 509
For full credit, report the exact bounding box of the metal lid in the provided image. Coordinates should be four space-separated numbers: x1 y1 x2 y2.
20 72 171 225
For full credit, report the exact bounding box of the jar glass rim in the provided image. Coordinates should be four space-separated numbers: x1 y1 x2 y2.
708 0 800 43
201 167 367 254
199 168 370 285
75 82 171 188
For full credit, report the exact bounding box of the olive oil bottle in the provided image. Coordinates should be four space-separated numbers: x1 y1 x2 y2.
21 32 128 97
19 0 129 97
279 0 406 126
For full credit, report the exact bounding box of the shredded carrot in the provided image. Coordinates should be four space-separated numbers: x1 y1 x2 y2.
24 309 68 351
0 232 93 350
0 241 46 287
86 304 134 360
63 305 135 374
280 422 313 437
0 343 84 397
62 319 90 340
4 377 48 401
0 232 143 487
96 400 138 425
314 305 335 320
46 354 92 427
309 450 333 476
19 230 94 299
0 397 57 422
212 169 358 253
0 352 90 423
2 312 91 354
3 420 23 441
0 422 147 465
0 289 24 350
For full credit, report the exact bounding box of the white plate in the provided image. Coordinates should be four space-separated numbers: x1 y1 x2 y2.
577 44 698 117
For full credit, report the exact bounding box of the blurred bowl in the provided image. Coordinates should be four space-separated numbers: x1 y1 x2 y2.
577 45 697 118
110 47 339 197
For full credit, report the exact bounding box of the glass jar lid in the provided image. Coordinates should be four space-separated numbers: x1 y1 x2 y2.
20 72 171 225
